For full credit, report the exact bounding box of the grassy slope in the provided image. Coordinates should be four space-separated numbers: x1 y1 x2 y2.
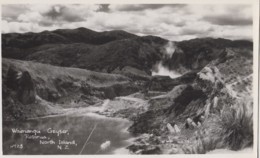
2 58 139 120
2 58 129 87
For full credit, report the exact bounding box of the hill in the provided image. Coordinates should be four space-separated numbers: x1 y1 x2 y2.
2 58 140 120
2 27 137 49
2 28 252 77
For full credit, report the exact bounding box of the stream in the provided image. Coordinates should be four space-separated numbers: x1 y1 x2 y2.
2 107 133 155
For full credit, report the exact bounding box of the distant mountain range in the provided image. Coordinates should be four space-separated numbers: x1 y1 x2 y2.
2 27 253 76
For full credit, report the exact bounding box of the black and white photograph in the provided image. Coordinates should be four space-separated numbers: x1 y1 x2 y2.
1 1 258 156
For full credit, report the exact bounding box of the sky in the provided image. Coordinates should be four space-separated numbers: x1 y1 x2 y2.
1 4 253 41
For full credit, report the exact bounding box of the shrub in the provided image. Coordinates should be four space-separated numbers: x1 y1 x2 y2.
181 101 253 154
219 102 253 150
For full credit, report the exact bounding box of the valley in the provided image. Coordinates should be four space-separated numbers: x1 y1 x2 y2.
2 27 253 154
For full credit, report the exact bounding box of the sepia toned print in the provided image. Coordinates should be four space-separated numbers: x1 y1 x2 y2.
1 3 255 155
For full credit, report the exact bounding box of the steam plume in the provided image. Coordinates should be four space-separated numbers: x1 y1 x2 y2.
151 41 181 78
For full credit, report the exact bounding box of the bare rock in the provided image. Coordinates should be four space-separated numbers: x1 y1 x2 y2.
17 71 36 104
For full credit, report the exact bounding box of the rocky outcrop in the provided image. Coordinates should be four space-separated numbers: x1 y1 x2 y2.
128 67 211 128
17 71 36 104
3 66 37 120
5 66 20 90
127 56 253 153
6 66 36 105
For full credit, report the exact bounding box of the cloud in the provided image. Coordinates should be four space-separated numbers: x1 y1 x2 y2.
1 4 253 41
43 5 85 22
2 20 42 33
202 16 252 26
110 4 186 12
5 4 100 27
2 5 29 21
97 4 110 12
181 27 214 36
199 4 252 26
18 12 42 23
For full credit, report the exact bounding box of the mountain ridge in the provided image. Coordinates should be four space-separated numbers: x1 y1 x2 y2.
2 27 253 77
2 27 138 49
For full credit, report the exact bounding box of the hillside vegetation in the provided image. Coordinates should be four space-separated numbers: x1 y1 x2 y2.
2 28 252 76
2 58 139 120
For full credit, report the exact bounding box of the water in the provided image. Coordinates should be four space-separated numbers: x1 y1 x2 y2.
2 111 133 155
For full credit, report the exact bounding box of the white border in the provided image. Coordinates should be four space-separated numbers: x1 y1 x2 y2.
0 0 259 158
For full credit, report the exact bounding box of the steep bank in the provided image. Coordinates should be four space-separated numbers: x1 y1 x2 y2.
125 47 253 154
2 58 141 121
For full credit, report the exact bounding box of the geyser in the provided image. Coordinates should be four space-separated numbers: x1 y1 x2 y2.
151 41 181 79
